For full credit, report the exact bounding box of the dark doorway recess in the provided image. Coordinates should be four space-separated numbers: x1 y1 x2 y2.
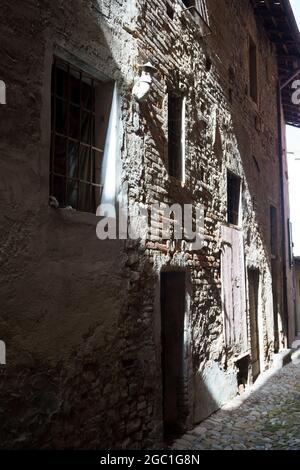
271 260 279 353
248 269 260 382
161 271 186 442
236 355 250 394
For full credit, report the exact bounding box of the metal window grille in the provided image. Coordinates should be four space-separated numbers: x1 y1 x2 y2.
196 0 209 25
182 0 210 25
50 57 103 213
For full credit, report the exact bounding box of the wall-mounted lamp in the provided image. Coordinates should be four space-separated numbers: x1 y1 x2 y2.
132 62 157 102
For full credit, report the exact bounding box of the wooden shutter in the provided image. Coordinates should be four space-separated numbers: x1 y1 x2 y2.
221 225 248 353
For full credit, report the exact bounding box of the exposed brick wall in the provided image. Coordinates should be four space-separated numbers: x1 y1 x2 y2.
0 0 290 449
131 0 285 429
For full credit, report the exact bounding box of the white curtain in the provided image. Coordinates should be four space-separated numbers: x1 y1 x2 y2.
99 83 120 217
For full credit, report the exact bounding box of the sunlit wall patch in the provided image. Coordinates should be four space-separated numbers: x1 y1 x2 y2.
0 80 6 104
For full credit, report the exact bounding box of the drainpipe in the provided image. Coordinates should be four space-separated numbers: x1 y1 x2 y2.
277 82 289 347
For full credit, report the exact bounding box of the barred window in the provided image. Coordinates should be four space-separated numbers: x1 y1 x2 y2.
182 0 209 25
50 57 113 213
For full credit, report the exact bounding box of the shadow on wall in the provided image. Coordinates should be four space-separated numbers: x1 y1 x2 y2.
0 0 157 452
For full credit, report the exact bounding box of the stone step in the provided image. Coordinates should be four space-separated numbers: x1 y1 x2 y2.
291 338 300 349
272 349 292 370
291 348 300 364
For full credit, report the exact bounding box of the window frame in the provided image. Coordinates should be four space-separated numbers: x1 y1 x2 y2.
249 35 258 104
181 0 210 26
49 56 104 214
227 170 242 227
288 219 294 269
270 205 278 258
168 92 185 182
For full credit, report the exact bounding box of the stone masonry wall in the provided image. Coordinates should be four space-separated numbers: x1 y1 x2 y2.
130 0 285 429
0 0 163 449
0 0 288 449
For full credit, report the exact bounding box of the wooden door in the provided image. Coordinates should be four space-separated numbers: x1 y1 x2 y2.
161 272 185 440
248 269 260 381
221 226 248 352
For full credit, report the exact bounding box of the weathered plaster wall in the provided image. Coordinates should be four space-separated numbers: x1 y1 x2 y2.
0 0 290 449
0 0 163 449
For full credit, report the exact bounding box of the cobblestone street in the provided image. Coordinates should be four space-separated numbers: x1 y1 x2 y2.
173 362 300 450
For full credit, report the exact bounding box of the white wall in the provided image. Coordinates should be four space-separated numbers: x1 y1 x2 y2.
287 125 300 257
287 0 300 257
290 0 300 25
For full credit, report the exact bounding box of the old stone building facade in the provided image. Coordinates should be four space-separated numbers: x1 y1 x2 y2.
0 0 299 449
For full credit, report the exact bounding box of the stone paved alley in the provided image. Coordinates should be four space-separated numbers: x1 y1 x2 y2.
173 361 300 450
